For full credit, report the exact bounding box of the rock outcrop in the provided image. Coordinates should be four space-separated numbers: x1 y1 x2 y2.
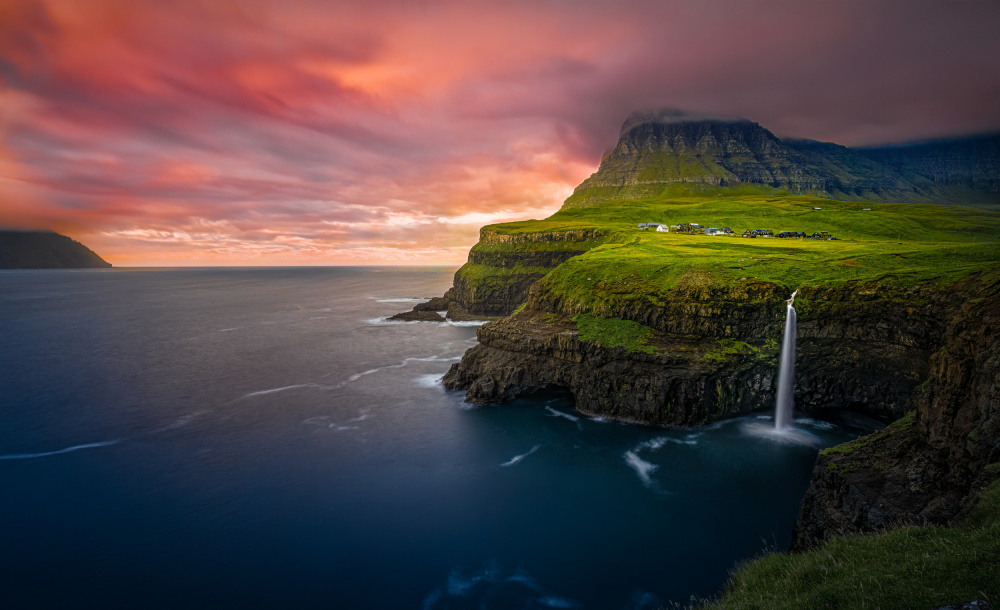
392 228 608 320
793 278 1000 548
444 275 992 428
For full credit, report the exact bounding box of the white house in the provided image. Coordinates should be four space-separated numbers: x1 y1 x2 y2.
656 224 669 233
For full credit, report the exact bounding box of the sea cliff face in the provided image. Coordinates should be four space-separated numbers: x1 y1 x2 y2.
793 282 1000 548
444 276 990 428
398 111 1000 550
392 227 609 321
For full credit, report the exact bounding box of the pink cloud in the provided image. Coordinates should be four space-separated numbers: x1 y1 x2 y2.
1 0 998 265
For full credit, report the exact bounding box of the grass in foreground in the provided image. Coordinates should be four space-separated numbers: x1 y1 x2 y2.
700 477 1000 610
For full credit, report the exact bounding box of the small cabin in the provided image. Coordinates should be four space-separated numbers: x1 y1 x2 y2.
656 224 669 233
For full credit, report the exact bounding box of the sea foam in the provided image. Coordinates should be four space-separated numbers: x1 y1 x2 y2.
544 406 579 422
0 439 120 460
501 444 541 467
624 451 658 485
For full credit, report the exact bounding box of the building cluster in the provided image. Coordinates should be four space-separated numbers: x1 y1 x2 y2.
638 223 837 240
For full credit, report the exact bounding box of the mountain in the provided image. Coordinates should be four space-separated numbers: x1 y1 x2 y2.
565 109 1000 208
0 230 112 269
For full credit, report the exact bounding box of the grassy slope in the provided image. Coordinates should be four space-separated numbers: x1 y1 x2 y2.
706 474 1000 609
485 186 1000 314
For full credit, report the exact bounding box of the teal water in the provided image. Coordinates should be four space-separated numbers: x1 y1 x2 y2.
0 267 865 608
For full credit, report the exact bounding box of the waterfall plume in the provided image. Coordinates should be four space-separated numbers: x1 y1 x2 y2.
775 291 798 430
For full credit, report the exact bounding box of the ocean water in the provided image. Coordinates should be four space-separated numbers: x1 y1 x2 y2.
0 267 864 609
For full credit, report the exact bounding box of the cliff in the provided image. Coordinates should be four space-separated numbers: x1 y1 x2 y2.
0 230 111 269
402 110 1000 605
793 280 1000 548
423 178 1000 560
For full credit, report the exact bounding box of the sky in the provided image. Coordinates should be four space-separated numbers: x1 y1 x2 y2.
1 0 999 266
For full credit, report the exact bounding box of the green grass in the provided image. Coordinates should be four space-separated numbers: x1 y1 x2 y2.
701 339 760 362
572 313 656 354
705 478 1000 609
819 411 917 457
472 189 1000 314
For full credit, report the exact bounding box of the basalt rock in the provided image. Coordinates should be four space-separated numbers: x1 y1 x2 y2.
392 228 608 320
443 312 779 426
445 276 989 427
792 278 1000 549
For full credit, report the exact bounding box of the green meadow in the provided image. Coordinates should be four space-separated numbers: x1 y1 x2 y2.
480 186 1000 310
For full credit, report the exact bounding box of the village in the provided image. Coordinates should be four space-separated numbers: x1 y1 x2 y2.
637 222 838 240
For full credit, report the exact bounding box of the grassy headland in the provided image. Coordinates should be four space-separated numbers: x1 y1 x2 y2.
471 185 1000 319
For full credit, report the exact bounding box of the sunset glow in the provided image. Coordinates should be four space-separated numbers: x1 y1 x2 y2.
2 0 999 265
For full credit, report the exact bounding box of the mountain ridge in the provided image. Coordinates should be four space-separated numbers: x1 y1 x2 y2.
566 110 1000 209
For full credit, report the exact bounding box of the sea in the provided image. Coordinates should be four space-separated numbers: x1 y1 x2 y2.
0 267 869 609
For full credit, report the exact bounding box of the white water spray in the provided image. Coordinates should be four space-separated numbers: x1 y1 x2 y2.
774 290 798 430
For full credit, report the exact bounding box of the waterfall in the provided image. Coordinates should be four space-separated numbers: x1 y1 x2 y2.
774 290 798 430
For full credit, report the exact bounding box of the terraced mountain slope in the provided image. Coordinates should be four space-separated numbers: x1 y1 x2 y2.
565 110 1000 208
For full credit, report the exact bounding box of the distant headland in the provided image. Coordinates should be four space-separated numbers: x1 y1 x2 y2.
0 230 111 269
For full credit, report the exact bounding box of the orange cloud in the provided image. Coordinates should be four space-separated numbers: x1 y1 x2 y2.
1 0 999 265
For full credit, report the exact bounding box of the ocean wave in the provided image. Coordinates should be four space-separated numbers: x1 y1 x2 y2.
152 411 207 433
624 450 658 486
0 439 120 460
241 383 324 398
342 356 457 385
424 563 578 610
375 297 433 303
544 406 579 422
446 563 501 596
639 435 698 450
500 444 541 467
539 596 580 608
365 317 420 325
415 374 444 389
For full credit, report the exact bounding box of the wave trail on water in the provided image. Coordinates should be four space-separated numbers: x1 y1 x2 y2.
539 596 580 608
374 297 433 303
150 411 208 434
241 383 325 399
501 444 542 467
0 439 121 460
339 355 460 385
424 563 579 610
624 450 658 486
544 406 579 422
